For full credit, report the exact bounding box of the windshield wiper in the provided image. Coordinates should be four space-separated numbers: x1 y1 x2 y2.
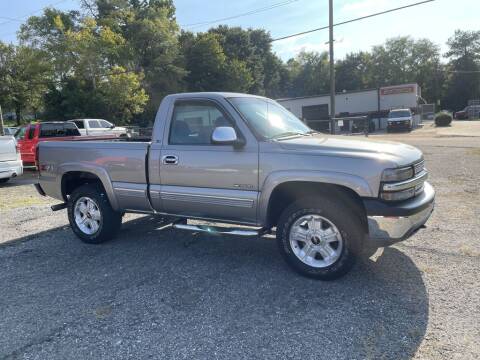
270 132 308 140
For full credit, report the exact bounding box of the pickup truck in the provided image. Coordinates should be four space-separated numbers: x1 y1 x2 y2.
16 122 117 166
0 135 23 183
36 92 435 280
68 119 128 137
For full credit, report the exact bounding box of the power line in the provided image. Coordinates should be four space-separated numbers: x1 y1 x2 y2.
182 0 299 29
0 0 70 26
271 0 435 42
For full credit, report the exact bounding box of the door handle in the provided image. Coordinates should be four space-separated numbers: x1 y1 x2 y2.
162 155 178 165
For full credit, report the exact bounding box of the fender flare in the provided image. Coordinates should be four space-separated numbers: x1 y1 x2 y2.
258 170 373 225
58 163 120 211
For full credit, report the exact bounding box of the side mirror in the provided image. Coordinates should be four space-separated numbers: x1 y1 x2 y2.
211 126 242 146
110 125 115 129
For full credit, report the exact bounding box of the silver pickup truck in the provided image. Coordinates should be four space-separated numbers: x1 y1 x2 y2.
36 92 434 280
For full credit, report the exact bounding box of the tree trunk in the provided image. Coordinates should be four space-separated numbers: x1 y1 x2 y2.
15 106 21 126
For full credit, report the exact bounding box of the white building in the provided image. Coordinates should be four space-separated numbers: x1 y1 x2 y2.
277 83 422 132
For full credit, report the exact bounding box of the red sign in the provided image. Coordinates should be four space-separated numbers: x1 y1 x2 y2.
380 86 415 96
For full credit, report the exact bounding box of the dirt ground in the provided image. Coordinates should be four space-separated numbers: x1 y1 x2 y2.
0 120 479 359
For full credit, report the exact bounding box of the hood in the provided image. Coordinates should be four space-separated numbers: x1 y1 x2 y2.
276 134 422 167
388 116 412 121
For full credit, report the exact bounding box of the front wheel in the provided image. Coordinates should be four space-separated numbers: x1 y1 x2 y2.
276 196 364 280
67 184 122 244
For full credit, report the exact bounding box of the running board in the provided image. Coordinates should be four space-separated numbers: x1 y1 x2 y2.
172 222 268 237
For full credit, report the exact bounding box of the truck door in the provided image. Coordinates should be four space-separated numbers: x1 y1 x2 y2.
157 99 259 224
21 125 37 164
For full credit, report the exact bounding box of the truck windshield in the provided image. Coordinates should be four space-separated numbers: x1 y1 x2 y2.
389 110 411 118
229 97 311 139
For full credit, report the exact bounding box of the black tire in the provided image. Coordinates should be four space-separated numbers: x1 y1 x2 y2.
0 178 9 184
276 195 364 280
67 184 122 244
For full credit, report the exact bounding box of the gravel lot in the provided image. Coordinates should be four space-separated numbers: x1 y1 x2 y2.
0 123 479 359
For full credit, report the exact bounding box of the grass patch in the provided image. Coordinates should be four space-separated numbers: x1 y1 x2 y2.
0 195 51 210
467 148 480 156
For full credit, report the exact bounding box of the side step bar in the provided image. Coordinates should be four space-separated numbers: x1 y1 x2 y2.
172 222 269 237
51 203 68 211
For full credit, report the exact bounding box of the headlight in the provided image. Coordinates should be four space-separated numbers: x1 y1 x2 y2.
381 167 413 182
380 187 416 201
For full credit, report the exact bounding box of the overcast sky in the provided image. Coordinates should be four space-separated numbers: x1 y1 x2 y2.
0 0 478 61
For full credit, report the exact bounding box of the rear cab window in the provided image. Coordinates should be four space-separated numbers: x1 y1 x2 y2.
14 127 27 141
39 123 80 138
73 120 85 129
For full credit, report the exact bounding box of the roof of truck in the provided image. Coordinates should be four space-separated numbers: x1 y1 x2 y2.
167 92 266 99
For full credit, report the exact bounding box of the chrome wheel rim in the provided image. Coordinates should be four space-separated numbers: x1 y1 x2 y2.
74 197 102 235
289 214 343 268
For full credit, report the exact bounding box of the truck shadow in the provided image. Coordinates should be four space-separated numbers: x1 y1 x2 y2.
0 215 428 359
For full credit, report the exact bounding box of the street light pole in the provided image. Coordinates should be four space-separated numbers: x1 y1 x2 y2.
329 0 336 134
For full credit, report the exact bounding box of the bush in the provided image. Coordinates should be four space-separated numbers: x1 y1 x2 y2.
435 112 452 127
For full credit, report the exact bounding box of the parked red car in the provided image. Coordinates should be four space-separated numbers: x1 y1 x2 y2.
15 122 117 166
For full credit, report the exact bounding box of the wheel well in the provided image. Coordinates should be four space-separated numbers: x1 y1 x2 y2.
61 171 104 201
265 181 368 231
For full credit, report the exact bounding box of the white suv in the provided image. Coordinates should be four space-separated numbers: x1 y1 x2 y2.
387 109 413 132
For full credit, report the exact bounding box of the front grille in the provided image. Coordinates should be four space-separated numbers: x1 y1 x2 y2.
414 160 425 176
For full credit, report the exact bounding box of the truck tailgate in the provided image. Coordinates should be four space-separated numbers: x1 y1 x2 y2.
0 136 18 162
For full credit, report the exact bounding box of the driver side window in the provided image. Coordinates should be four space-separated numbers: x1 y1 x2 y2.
169 101 232 145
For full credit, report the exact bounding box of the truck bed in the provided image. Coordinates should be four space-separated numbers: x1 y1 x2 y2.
38 140 152 211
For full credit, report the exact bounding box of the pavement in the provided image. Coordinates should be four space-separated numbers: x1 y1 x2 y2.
0 122 479 359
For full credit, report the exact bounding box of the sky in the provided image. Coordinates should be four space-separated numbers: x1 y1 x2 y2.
0 0 479 61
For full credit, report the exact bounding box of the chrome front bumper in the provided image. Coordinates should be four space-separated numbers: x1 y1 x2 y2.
365 182 435 246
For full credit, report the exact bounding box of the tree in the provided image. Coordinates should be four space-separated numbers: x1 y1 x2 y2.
19 8 81 80
184 33 227 91
0 43 52 124
89 0 186 118
98 66 149 123
285 51 330 97
335 51 372 92
443 30 480 111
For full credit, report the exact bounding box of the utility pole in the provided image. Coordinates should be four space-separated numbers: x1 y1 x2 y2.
329 0 336 134
0 105 4 136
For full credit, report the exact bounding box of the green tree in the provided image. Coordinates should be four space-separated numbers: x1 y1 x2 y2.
88 0 186 118
184 33 227 91
335 51 372 92
19 8 80 80
0 43 52 124
285 51 330 97
443 30 480 111
98 66 149 123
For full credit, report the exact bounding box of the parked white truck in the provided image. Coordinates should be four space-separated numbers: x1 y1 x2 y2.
68 119 128 137
0 136 23 183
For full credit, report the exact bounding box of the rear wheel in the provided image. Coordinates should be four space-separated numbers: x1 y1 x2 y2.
276 196 364 280
68 184 122 244
0 178 9 184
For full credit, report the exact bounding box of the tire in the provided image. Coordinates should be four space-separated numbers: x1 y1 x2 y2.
276 195 364 280
0 178 9 184
67 184 122 244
